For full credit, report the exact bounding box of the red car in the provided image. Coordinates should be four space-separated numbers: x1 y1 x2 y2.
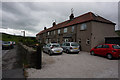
90 44 120 59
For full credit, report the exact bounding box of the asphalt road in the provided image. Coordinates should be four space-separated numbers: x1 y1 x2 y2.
27 51 118 78
2 45 25 78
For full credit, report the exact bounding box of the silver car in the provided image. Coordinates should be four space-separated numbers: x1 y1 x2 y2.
61 42 80 54
43 43 63 56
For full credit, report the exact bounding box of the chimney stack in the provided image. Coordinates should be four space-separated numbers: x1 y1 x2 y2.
69 13 74 20
53 22 56 27
44 27 47 30
69 8 74 20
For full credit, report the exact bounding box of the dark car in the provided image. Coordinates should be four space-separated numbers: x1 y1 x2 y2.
2 41 14 49
90 44 120 59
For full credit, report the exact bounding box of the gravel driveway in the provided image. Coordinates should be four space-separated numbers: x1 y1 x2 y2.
27 51 118 78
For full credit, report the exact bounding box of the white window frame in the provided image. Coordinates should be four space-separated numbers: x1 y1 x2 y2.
64 28 67 33
72 26 74 32
80 23 87 30
48 32 50 35
58 29 60 34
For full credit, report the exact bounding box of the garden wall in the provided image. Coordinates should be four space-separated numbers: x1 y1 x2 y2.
17 42 37 68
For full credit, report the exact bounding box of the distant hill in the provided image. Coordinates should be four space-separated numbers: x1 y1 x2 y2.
1 33 37 44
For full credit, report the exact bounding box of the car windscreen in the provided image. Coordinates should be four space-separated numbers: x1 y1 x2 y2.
112 45 120 49
52 44 60 47
71 43 79 46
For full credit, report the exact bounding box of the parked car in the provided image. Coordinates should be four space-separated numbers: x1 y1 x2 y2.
90 44 120 59
2 41 14 49
43 43 63 56
61 42 80 54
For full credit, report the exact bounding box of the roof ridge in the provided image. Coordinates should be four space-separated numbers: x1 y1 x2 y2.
54 12 92 26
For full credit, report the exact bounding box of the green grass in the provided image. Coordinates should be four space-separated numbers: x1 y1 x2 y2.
2 33 21 43
2 33 38 45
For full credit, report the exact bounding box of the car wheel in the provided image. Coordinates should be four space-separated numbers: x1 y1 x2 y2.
49 51 52 56
43 50 45 53
107 54 113 60
66 50 69 54
90 51 95 55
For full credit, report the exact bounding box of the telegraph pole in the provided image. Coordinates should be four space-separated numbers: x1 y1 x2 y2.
21 31 25 37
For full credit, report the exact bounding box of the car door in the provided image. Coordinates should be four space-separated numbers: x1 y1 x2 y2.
101 45 109 56
94 45 103 55
66 43 70 51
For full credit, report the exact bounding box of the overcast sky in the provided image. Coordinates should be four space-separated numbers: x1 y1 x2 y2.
0 1 119 37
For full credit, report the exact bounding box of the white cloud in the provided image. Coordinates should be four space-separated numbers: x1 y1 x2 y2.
1 2 119 37
2 0 120 2
0 28 36 37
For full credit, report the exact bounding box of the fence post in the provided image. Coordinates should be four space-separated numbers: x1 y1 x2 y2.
36 44 42 69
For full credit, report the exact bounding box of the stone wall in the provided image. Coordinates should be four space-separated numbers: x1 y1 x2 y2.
17 42 37 68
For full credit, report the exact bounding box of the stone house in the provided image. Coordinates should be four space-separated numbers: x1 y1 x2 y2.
36 12 117 51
